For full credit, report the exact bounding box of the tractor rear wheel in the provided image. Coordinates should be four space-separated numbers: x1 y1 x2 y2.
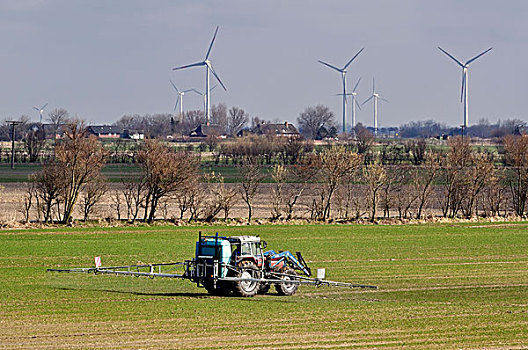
233 261 260 297
275 267 298 296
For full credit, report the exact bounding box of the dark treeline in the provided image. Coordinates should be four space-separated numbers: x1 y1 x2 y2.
398 118 526 138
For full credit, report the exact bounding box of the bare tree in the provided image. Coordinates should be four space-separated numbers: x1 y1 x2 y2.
110 190 123 221
23 127 45 162
437 136 472 218
406 138 427 165
481 167 507 217
20 181 36 223
203 172 238 222
80 177 107 221
355 123 375 154
363 161 387 222
391 166 417 219
47 108 69 138
503 135 528 216
54 120 107 224
413 152 441 219
316 146 362 221
34 162 64 223
239 155 264 223
227 106 249 136
138 139 199 223
271 164 286 220
210 103 228 129
122 176 147 223
460 152 494 218
297 105 335 139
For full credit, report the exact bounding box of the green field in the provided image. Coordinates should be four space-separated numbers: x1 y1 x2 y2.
1 223 527 349
0 163 274 183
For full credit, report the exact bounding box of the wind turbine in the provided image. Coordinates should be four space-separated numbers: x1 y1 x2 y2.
362 78 389 136
438 46 492 135
337 77 362 134
318 48 364 133
170 80 194 122
33 103 48 124
173 26 227 125
191 85 218 112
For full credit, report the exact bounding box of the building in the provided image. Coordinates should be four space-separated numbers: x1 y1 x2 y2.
122 129 145 140
249 121 300 137
87 125 123 139
189 124 224 138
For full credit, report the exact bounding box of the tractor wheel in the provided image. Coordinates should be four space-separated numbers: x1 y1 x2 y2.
275 267 299 296
233 261 260 297
258 283 271 294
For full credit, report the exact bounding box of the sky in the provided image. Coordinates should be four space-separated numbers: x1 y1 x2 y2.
0 0 527 128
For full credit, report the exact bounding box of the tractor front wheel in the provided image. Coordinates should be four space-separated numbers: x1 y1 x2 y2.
234 261 260 297
275 267 299 296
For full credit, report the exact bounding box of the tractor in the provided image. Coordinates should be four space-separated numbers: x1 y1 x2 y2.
48 232 377 297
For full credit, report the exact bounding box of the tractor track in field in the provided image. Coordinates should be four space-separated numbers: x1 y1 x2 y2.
1 281 527 310
2 325 526 349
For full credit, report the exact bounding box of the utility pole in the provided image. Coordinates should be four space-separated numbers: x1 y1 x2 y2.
6 121 22 169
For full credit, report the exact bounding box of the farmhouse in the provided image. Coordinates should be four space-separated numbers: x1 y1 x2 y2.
240 121 300 138
87 125 123 139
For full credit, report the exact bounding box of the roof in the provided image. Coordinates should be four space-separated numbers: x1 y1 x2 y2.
87 125 123 134
189 124 224 137
227 236 261 243
255 122 299 136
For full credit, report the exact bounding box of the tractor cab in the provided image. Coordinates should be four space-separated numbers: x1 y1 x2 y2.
227 236 266 268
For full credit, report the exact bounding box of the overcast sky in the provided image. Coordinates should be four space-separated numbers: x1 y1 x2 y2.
0 0 527 128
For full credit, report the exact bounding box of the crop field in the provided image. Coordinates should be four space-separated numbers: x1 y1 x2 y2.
1 223 528 349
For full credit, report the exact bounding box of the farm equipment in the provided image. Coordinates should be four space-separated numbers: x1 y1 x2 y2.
48 232 377 297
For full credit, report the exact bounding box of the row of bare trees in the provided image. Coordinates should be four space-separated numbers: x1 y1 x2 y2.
19 127 528 223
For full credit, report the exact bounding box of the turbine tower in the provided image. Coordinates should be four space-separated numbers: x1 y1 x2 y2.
362 78 388 136
173 26 227 125
318 48 364 133
33 103 48 124
170 80 194 122
438 46 492 135
337 78 362 135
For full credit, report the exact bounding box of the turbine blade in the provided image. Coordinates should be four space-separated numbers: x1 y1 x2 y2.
183 89 194 93
41 103 48 109
208 64 227 91
170 80 179 92
318 60 342 73
372 77 375 93
438 47 465 67
353 77 361 92
172 61 205 70
466 47 492 65
205 26 219 60
344 47 364 69
191 89 203 96
380 97 390 103
355 98 362 111
210 84 218 92
362 95 374 105
33 106 40 111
